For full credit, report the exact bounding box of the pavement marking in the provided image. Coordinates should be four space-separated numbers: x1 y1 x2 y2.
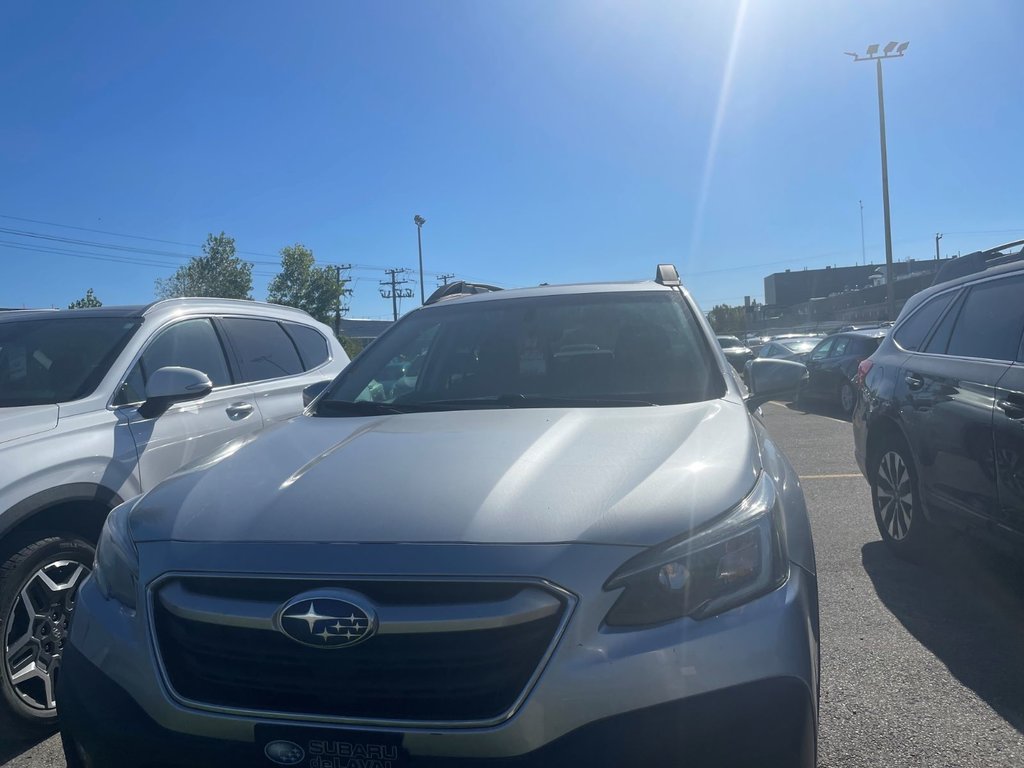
799 473 863 479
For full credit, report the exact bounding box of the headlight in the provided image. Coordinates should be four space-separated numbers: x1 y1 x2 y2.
93 500 140 610
604 473 788 627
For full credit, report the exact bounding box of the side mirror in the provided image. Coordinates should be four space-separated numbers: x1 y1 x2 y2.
745 358 808 412
139 366 213 419
302 379 332 407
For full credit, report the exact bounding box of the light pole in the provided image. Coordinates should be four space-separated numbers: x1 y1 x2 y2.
414 215 426 305
935 232 942 261
859 200 866 266
846 41 908 320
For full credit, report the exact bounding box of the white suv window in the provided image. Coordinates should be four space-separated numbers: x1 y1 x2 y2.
221 317 304 382
117 318 232 405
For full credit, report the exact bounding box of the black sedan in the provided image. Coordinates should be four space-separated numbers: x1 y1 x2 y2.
797 329 887 417
716 335 754 373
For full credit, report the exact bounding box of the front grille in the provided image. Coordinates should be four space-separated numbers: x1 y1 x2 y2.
151 577 570 724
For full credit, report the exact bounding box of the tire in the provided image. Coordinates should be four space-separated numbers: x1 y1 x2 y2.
839 381 856 418
0 533 95 738
870 437 933 559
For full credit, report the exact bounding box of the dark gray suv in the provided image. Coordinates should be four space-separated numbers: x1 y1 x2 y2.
853 261 1024 557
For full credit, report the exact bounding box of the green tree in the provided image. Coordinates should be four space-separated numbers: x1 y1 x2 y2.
707 304 747 335
338 336 364 359
155 233 253 299
266 244 345 327
68 288 102 309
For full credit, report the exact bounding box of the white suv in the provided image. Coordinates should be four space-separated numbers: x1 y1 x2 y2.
0 298 348 734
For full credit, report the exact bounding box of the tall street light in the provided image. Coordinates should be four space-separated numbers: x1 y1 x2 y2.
846 41 909 320
859 200 866 266
414 215 426 305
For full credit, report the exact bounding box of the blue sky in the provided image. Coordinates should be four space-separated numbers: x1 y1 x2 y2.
1 0 1022 318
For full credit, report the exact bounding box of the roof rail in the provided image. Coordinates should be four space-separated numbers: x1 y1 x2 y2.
424 281 503 306
141 296 313 317
655 264 681 286
931 239 1024 286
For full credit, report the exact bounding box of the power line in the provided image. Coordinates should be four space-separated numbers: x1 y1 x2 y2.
0 241 181 268
0 212 281 259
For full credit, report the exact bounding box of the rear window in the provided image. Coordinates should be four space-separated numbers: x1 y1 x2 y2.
945 276 1024 361
858 337 883 356
893 292 956 351
284 322 331 370
221 318 304 382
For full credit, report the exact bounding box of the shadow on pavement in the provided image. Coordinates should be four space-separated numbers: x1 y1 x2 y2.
0 733 51 765
782 399 850 422
861 539 1024 734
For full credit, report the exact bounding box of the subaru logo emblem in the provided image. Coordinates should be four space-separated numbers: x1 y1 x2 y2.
276 590 378 649
265 740 305 765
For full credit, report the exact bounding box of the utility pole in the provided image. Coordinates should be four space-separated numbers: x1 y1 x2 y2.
859 200 866 266
414 215 426 305
333 264 352 336
846 41 908 320
379 268 415 322
437 273 455 286
935 232 942 261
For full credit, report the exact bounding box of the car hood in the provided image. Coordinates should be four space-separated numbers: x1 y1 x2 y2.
0 405 59 446
131 401 761 547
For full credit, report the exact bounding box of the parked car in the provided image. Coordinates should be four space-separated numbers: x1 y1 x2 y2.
797 329 887 417
0 299 348 734
754 336 822 363
59 266 819 768
853 260 1024 559
716 334 755 373
744 336 819 387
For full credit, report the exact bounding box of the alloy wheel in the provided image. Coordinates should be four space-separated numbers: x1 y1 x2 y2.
3 559 90 712
876 450 913 541
840 383 855 414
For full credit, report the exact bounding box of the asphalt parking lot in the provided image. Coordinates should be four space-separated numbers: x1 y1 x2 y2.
2 402 1022 767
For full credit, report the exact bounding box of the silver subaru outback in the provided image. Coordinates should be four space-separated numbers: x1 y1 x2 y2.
59 267 818 768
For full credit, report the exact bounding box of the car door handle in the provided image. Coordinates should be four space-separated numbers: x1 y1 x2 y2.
998 394 1024 420
225 402 255 420
905 373 924 391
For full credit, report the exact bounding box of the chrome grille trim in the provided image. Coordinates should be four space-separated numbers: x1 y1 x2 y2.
146 572 578 729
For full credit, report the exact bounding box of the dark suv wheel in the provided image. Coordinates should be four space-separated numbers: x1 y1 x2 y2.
870 436 933 558
0 533 94 736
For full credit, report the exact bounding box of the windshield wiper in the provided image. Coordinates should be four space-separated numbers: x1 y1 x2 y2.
420 394 658 408
315 400 420 417
317 394 659 416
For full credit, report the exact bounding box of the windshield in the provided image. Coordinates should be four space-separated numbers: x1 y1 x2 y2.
0 317 140 406
319 291 723 411
780 338 819 353
717 336 743 348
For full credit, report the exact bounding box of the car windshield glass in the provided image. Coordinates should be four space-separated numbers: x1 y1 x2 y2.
0 317 140 406
319 291 723 412
780 339 818 353
717 336 742 347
